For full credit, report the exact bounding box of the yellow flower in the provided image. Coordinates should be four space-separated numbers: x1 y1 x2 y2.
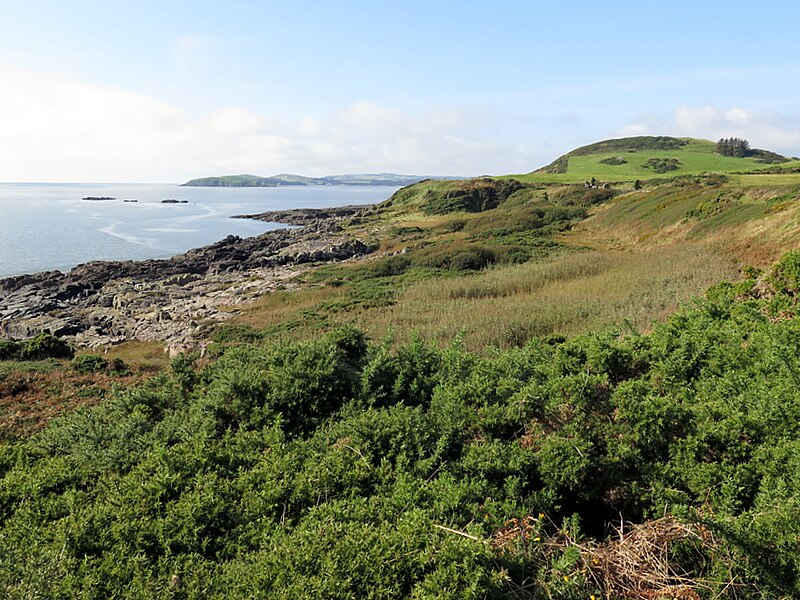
590 596 596 600
538 512 545 519
563 575 569 582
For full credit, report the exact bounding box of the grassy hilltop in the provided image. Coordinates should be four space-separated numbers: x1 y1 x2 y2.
4 136 800 597
515 136 800 184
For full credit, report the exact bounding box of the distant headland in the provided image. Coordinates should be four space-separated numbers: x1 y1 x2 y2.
181 172 461 187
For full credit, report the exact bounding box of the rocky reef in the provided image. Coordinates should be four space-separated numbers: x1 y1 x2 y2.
0 205 376 355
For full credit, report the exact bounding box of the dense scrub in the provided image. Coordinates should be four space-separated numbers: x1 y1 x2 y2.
4 253 800 597
569 136 689 156
0 333 73 361
641 157 681 173
383 178 529 215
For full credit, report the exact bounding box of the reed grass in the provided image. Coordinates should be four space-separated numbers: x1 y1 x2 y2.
349 246 740 349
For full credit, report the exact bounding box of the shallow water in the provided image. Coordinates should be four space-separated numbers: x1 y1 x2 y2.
0 183 396 278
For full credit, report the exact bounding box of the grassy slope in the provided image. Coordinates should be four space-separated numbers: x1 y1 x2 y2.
513 139 800 184
575 173 800 264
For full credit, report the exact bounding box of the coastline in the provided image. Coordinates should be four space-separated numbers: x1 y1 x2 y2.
0 205 377 355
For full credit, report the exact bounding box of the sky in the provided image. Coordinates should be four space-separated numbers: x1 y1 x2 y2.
0 0 799 182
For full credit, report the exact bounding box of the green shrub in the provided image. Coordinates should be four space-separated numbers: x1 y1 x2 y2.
21 333 73 360
72 354 108 374
422 178 526 214
418 244 497 271
367 254 411 277
642 157 681 174
769 250 800 296
0 340 22 360
7 252 800 596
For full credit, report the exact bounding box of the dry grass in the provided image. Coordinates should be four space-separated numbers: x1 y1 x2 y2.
348 247 740 350
486 515 727 599
229 284 345 330
580 517 710 600
100 340 169 370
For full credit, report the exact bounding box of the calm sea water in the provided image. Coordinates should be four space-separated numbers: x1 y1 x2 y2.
0 183 397 279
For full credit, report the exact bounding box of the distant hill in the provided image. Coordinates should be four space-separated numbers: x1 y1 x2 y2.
181 173 460 187
522 136 797 183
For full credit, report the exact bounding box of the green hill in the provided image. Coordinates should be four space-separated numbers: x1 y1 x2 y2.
519 136 799 183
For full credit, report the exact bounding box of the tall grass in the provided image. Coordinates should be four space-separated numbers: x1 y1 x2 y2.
351 247 740 349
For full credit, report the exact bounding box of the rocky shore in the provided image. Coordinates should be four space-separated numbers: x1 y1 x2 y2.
0 205 376 355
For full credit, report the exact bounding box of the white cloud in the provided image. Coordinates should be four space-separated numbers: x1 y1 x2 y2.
619 106 800 155
0 65 533 181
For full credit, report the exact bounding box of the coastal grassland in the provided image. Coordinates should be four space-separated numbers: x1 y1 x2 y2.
214 170 800 352
347 245 740 349
573 172 800 265
214 178 599 346
217 245 739 350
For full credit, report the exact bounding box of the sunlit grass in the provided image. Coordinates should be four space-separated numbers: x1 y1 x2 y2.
101 340 169 370
347 246 740 349
230 284 346 330
217 171 800 352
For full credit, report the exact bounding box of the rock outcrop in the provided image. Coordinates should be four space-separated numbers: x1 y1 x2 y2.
0 205 376 353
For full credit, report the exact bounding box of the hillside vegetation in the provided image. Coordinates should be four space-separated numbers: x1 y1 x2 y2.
4 258 800 597
524 137 800 184
220 164 800 349
4 136 800 597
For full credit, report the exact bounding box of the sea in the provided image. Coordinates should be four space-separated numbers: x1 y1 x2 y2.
0 183 398 279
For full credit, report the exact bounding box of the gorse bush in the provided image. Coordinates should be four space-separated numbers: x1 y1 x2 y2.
0 333 74 361
642 157 682 173
22 332 73 360
420 178 526 214
3 260 800 596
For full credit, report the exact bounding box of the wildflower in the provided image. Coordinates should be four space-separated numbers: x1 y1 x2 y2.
563 575 569 582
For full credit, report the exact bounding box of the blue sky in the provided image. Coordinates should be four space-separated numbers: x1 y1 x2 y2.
1 0 799 181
